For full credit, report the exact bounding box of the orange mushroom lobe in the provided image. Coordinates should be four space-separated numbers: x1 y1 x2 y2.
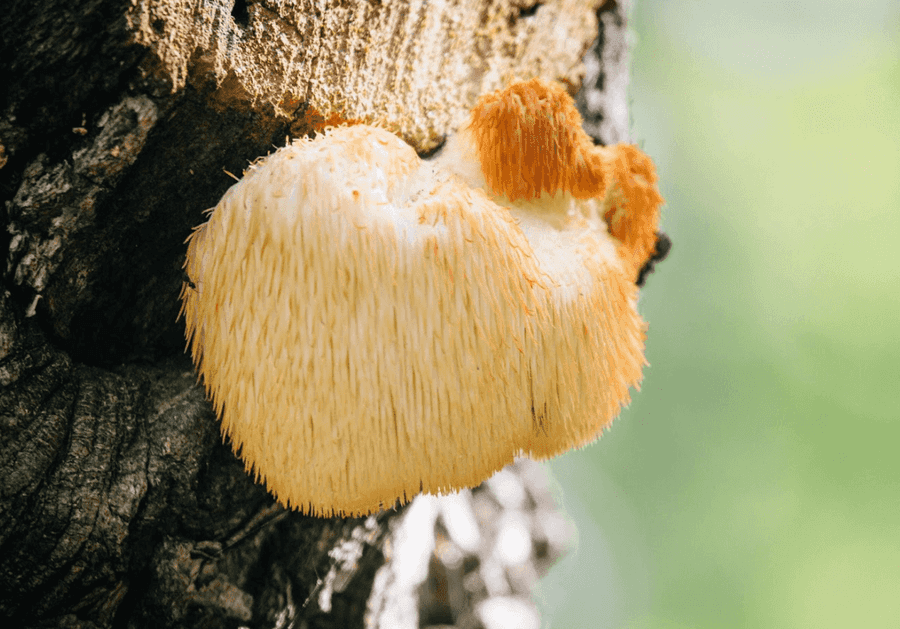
467 78 608 201
465 78 664 279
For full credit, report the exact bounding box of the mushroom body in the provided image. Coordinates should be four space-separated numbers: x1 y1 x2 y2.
181 80 664 516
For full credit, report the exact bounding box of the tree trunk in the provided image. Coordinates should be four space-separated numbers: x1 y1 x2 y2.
0 1 636 626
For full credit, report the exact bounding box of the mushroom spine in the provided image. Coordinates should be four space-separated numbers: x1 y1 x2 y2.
181 79 665 517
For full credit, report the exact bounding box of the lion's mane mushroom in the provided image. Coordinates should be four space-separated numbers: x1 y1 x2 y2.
180 79 664 517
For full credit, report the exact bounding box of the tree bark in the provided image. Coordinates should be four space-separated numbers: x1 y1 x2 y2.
0 1 636 626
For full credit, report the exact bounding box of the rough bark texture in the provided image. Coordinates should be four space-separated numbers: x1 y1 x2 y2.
0 0 636 627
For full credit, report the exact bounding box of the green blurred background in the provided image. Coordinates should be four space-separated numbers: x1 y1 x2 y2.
538 0 900 626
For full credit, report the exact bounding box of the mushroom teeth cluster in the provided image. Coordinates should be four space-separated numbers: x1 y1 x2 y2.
180 78 664 517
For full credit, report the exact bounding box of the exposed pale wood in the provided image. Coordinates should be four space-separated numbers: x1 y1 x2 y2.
128 0 603 150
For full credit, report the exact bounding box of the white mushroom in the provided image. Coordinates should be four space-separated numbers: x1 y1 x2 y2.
180 79 664 516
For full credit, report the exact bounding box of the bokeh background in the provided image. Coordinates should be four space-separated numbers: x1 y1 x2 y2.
538 0 900 626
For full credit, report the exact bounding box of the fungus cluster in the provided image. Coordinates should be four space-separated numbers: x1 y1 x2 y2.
180 79 664 517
